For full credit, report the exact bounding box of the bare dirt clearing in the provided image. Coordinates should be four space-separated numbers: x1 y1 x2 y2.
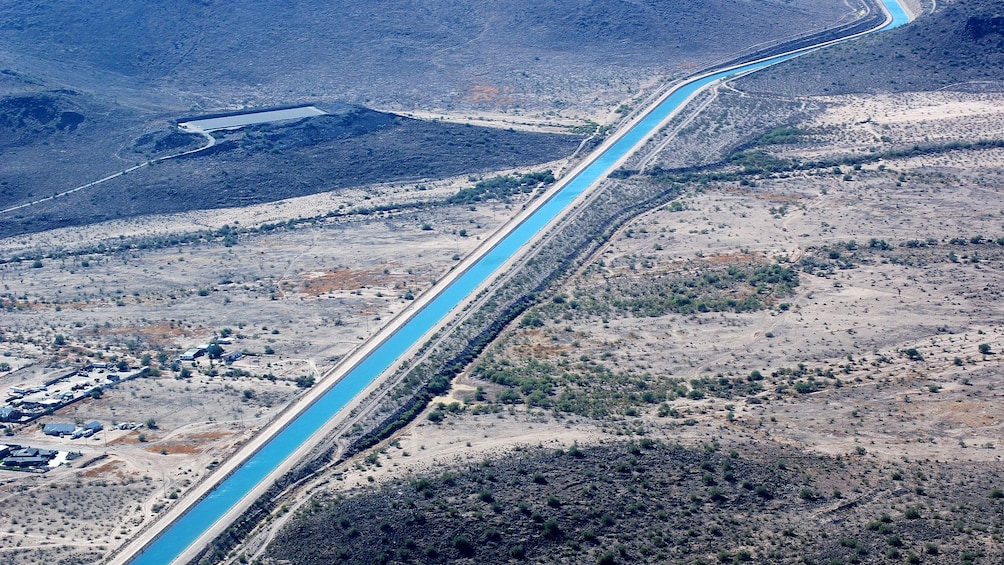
0 165 562 562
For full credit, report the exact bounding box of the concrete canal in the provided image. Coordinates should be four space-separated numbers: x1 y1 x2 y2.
126 2 910 562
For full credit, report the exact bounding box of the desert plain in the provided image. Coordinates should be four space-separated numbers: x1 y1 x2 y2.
3 81 1004 565
3 0 1004 563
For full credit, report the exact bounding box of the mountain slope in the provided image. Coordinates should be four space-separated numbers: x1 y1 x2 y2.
0 1 853 112
741 0 1004 95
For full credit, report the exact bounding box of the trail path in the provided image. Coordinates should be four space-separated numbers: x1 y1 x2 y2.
0 128 215 216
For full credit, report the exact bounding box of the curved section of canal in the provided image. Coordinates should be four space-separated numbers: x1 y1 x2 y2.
129 2 909 563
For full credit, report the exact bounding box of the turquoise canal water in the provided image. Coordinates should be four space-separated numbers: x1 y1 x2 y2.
131 2 909 563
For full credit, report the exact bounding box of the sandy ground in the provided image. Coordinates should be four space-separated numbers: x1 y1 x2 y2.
901 0 929 20
793 90 1004 155
0 158 577 564
0 159 572 258
0 65 646 563
503 89 1004 465
5 82 1004 563
391 73 671 136
221 88 1004 562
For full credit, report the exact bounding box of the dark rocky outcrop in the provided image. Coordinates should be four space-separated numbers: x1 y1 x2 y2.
0 92 86 147
965 14 1004 40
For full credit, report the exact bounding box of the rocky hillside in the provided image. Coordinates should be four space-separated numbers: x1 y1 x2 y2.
0 105 583 238
742 0 1004 95
263 440 1003 564
0 0 852 112
0 0 862 238
0 91 85 147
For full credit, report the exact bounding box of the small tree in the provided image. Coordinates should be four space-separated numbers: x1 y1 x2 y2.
541 519 562 539
206 343 224 359
453 535 474 557
979 343 992 355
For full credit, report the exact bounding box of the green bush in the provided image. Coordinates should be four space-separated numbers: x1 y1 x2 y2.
509 544 526 560
541 519 562 539
453 535 474 556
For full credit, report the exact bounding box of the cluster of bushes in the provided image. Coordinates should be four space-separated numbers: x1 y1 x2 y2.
474 357 556 402
263 441 842 564
728 150 794 174
800 234 1004 276
472 351 696 418
770 364 838 396
605 263 799 317
757 126 806 145
519 263 798 323
446 170 555 205
687 375 764 400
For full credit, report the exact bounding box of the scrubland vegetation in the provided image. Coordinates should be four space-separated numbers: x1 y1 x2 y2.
264 440 1004 564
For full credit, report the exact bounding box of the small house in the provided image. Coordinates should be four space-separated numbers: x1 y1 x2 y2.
180 348 205 361
43 423 76 437
3 456 48 467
